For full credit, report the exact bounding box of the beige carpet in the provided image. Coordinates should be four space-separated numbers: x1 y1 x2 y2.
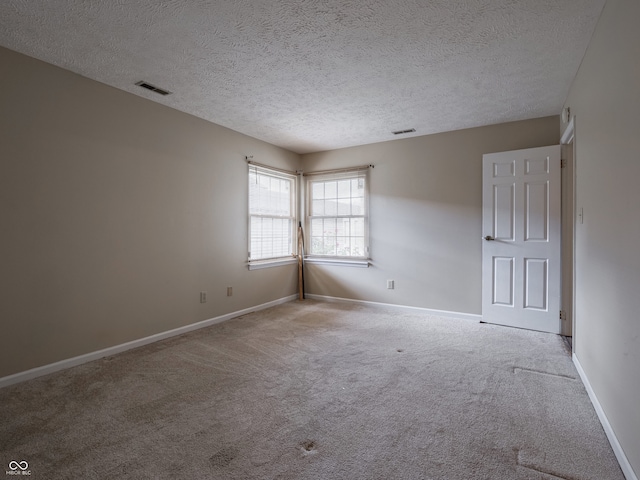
0 300 625 479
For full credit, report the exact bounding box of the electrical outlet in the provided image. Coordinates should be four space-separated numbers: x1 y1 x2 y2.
200 292 207 303
387 280 394 290
227 287 233 297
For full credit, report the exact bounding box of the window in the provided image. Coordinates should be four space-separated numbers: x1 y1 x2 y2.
306 170 369 261
248 165 297 267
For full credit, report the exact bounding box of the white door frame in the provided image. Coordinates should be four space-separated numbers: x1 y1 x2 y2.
561 117 577 347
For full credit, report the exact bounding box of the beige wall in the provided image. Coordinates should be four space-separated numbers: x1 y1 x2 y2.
561 0 640 475
0 47 559 379
0 47 301 378
301 117 559 313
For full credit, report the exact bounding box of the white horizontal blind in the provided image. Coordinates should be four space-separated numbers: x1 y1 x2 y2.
307 171 368 258
249 166 296 261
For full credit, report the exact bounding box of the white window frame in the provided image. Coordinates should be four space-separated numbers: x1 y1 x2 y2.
305 170 370 267
248 164 298 270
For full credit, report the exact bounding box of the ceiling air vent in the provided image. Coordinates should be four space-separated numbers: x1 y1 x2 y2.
392 128 416 135
135 81 172 96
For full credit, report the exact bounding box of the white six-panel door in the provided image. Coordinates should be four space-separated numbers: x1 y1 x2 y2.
482 145 561 334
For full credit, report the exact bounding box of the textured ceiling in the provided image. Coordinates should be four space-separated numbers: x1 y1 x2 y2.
0 0 606 154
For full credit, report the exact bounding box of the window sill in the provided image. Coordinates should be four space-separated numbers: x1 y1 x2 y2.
304 257 370 268
248 257 298 270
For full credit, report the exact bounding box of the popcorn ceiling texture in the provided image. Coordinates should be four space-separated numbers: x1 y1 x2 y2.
0 0 605 153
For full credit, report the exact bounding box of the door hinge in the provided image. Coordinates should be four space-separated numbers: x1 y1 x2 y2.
560 310 566 320
561 159 567 168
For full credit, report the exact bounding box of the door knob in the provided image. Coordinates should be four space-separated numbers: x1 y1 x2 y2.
484 235 495 241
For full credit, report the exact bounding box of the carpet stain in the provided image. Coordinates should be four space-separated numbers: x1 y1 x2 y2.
300 440 317 455
210 446 239 467
513 366 576 380
397 349 404 353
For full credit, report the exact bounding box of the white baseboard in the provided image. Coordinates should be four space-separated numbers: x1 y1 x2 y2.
0 294 298 390
573 353 638 480
305 294 482 322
